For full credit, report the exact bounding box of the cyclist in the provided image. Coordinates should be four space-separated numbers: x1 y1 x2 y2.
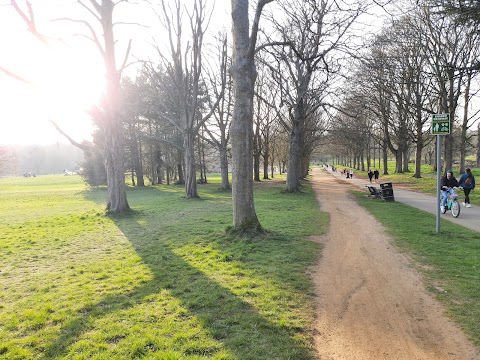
440 169 459 213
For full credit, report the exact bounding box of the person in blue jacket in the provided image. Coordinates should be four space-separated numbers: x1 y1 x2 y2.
459 168 475 208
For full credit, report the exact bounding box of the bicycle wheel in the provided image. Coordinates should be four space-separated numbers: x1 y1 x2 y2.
451 200 461 218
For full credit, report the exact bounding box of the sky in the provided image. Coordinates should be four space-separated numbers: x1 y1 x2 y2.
0 0 230 146
0 0 384 147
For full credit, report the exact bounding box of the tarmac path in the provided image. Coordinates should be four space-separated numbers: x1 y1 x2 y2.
325 167 480 233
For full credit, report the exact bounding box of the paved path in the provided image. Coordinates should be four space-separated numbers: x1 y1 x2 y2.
325 168 480 233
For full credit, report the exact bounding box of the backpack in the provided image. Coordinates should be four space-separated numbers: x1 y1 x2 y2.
465 176 472 186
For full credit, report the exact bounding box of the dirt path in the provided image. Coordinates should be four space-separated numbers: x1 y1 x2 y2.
309 168 479 360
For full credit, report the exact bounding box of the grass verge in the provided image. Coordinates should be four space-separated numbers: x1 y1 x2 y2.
355 192 480 348
0 174 326 360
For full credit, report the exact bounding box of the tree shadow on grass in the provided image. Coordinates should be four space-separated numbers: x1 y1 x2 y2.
41 211 315 360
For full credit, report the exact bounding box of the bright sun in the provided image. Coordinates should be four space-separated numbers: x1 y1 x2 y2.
0 19 104 146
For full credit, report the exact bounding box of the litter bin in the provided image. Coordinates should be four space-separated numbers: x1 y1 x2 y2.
379 182 394 202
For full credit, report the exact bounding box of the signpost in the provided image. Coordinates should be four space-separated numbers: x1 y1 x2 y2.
431 114 450 135
432 114 450 233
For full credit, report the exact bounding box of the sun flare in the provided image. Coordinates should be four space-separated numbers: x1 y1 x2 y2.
1 29 104 145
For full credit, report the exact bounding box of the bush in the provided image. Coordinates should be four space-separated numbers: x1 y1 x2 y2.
78 146 107 186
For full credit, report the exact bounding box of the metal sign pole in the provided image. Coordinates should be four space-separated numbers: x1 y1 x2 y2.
436 134 442 233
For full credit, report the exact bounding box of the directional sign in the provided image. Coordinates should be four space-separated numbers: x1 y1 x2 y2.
431 114 450 135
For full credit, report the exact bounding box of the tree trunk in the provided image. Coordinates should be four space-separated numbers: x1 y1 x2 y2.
104 127 129 212
184 130 198 198
414 139 423 178
459 71 472 174
130 130 144 187
263 153 269 180
286 126 302 192
402 148 409 172
263 127 269 179
100 0 129 212
219 146 230 190
382 143 388 175
176 149 184 184
253 133 261 181
230 0 261 231
477 121 480 167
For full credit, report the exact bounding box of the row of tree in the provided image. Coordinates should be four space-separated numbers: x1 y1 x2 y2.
0 144 83 177
9 0 480 233
56 0 373 234
325 0 480 176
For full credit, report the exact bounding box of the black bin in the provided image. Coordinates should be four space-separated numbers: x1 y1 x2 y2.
379 182 394 201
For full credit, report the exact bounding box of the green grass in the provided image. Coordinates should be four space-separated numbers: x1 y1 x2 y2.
0 174 326 360
355 192 480 348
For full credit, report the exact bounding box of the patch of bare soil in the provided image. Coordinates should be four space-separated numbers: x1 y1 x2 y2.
309 168 479 360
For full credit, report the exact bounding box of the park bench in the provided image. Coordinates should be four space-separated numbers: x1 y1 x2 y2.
366 185 382 198
366 182 395 202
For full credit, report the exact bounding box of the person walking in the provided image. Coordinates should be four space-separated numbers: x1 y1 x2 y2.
373 169 379 183
349 169 354 179
459 168 475 208
368 169 374 183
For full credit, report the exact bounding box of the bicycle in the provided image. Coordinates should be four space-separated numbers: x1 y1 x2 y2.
440 186 462 218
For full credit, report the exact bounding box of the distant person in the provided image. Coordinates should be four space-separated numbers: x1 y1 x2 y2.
440 169 459 213
459 168 475 208
349 169 354 179
368 169 374 183
373 169 379 183
346 169 350 179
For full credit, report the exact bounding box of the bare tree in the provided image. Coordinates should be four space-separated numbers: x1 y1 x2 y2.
9 0 131 212
421 4 474 173
203 34 232 190
152 0 223 198
74 0 131 212
263 0 366 192
230 0 272 232
3 0 49 84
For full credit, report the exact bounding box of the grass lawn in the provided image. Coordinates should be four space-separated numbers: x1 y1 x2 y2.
0 174 326 360
355 192 480 348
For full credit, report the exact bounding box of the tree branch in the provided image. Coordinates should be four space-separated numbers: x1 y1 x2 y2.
49 119 91 151
10 0 48 43
0 65 30 83
248 0 274 58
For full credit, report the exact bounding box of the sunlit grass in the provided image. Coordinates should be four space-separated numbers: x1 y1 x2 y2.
0 174 325 359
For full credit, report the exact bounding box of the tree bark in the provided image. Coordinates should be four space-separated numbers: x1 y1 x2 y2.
101 0 129 212
219 146 230 190
230 0 264 231
182 125 198 196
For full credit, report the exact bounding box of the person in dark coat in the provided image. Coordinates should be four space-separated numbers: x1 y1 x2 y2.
459 168 475 208
440 170 459 212
373 169 379 183
368 169 374 183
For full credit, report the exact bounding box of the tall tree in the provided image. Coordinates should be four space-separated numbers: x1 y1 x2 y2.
432 0 480 26
264 0 365 192
83 0 130 212
230 0 271 231
154 0 222 198
203 34 232 190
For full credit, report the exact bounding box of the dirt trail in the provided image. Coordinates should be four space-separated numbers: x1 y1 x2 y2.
309 168 479 360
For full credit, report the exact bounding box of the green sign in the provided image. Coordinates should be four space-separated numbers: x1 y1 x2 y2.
431 114 450 135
